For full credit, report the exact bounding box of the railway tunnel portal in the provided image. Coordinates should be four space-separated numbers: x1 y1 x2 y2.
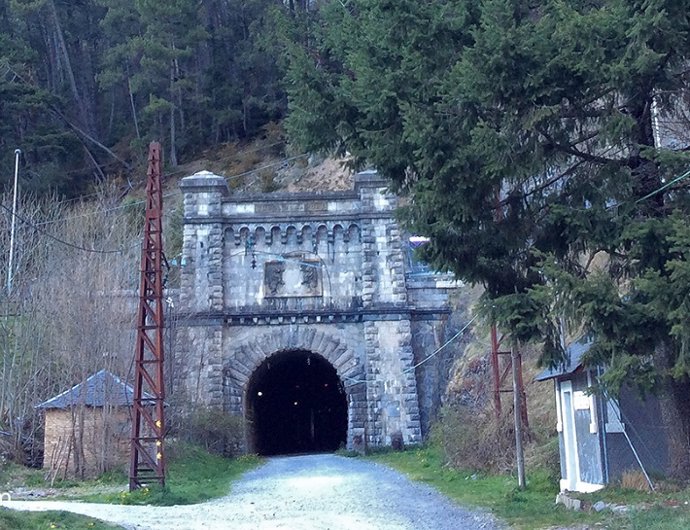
175 170 455 452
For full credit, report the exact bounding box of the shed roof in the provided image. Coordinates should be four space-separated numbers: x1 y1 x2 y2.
535 338 591 382
36 369 155 409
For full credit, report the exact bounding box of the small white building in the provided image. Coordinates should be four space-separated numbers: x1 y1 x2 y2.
536 339 670 492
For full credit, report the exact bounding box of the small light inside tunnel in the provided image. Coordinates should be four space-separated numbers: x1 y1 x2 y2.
323 383 329 388
257 391 263 397
293 401 298 406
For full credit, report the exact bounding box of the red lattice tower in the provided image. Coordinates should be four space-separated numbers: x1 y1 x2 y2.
490 189 528 431
490 326 529 430
129 142 166 490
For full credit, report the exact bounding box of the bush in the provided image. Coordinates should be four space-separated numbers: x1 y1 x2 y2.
431 404 517 473
174 407 244 458
525 435 561 483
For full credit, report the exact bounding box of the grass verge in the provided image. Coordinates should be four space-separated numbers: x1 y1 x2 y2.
369 445 690 529
81 444 261 506
0 508 120 530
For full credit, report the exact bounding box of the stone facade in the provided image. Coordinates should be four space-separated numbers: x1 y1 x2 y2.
175 170 454 450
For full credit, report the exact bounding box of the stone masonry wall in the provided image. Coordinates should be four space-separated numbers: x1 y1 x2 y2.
176 169 450 450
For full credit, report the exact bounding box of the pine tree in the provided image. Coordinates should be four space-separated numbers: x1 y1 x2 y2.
283 0 690 477
0 0 84 193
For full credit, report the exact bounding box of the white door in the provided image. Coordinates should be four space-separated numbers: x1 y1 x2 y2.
560 382 580 491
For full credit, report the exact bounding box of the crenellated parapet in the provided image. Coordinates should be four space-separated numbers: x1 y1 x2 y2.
224 223 362 249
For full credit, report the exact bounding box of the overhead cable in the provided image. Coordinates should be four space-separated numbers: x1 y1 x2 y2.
0 203 133 254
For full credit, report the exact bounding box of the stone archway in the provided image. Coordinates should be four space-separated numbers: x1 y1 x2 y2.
246 350 347 455
221 327 367 451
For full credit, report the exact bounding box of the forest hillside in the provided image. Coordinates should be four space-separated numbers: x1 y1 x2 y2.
0 0 307 196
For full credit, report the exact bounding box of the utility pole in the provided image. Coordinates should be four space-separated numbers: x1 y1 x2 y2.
490 189 529 430
512 341 526 489
6 149 20 295
129 142 167 491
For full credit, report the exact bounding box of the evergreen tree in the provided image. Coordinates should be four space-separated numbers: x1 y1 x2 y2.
1 0 291 194
202 0 286 142
0 0 84 193
284 0 690 477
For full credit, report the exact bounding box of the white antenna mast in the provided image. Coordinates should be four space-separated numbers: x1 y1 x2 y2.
7 148 20 294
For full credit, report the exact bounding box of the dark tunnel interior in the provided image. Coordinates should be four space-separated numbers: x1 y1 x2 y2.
247 350 348 456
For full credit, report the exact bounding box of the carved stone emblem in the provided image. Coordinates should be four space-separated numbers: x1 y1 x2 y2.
300 262 319 291
264 261 285 295
264 256 322 298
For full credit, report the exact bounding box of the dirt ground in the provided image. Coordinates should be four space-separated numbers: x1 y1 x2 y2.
7 454 504 530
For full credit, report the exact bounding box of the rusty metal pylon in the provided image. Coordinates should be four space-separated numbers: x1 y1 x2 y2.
490 188 529 431
129 142 166 490
490 325 529 430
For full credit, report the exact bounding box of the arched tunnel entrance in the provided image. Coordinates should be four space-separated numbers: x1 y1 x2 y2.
247 350 348 456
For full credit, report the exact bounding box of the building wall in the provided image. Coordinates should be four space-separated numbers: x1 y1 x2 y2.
408 278 453 434
570 372 604 487
43 407 130 480
175 170 452 449
555 371 672 492
604 385 670 481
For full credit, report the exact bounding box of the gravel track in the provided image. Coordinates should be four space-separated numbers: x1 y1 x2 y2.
7 454 505 529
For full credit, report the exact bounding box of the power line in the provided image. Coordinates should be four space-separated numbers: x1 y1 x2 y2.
635 167 690 204
0 203 133 254
343 315 478 387
34 192 179 227
24 149 307 228
135 140 293 183
404 314 478 373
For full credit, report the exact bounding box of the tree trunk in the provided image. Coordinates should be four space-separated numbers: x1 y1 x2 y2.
657 342 690 479
47 0 88 130
660 378 690 479
127 69 141 140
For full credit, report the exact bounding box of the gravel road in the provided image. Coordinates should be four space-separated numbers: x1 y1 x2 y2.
7 454 505 529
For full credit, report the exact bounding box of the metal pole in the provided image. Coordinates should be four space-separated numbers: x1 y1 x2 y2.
490 325 502 418
512 341 526 489
7 149 21 295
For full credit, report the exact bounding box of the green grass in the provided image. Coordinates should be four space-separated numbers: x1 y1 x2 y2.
0 508 119 530
0 463 45 490
83 443 262 506
369 445 690 529
0 444 262 527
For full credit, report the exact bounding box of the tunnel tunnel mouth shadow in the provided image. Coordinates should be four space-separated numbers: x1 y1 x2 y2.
246 350 348 456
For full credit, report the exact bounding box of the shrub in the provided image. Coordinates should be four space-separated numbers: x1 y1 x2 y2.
621 470 652 492
525 435 561 483
431 404 517 473
175 407 244 458
259 170 281 192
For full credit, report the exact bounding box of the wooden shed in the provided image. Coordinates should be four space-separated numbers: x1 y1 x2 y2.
536 338 670 492
36 369 152 481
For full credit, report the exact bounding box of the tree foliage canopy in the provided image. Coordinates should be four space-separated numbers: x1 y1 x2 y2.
283 0 690 473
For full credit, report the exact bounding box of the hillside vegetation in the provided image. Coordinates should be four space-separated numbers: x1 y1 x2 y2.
0 0 308 196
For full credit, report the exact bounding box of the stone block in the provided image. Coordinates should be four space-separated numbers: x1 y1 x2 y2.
556 492 582 511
